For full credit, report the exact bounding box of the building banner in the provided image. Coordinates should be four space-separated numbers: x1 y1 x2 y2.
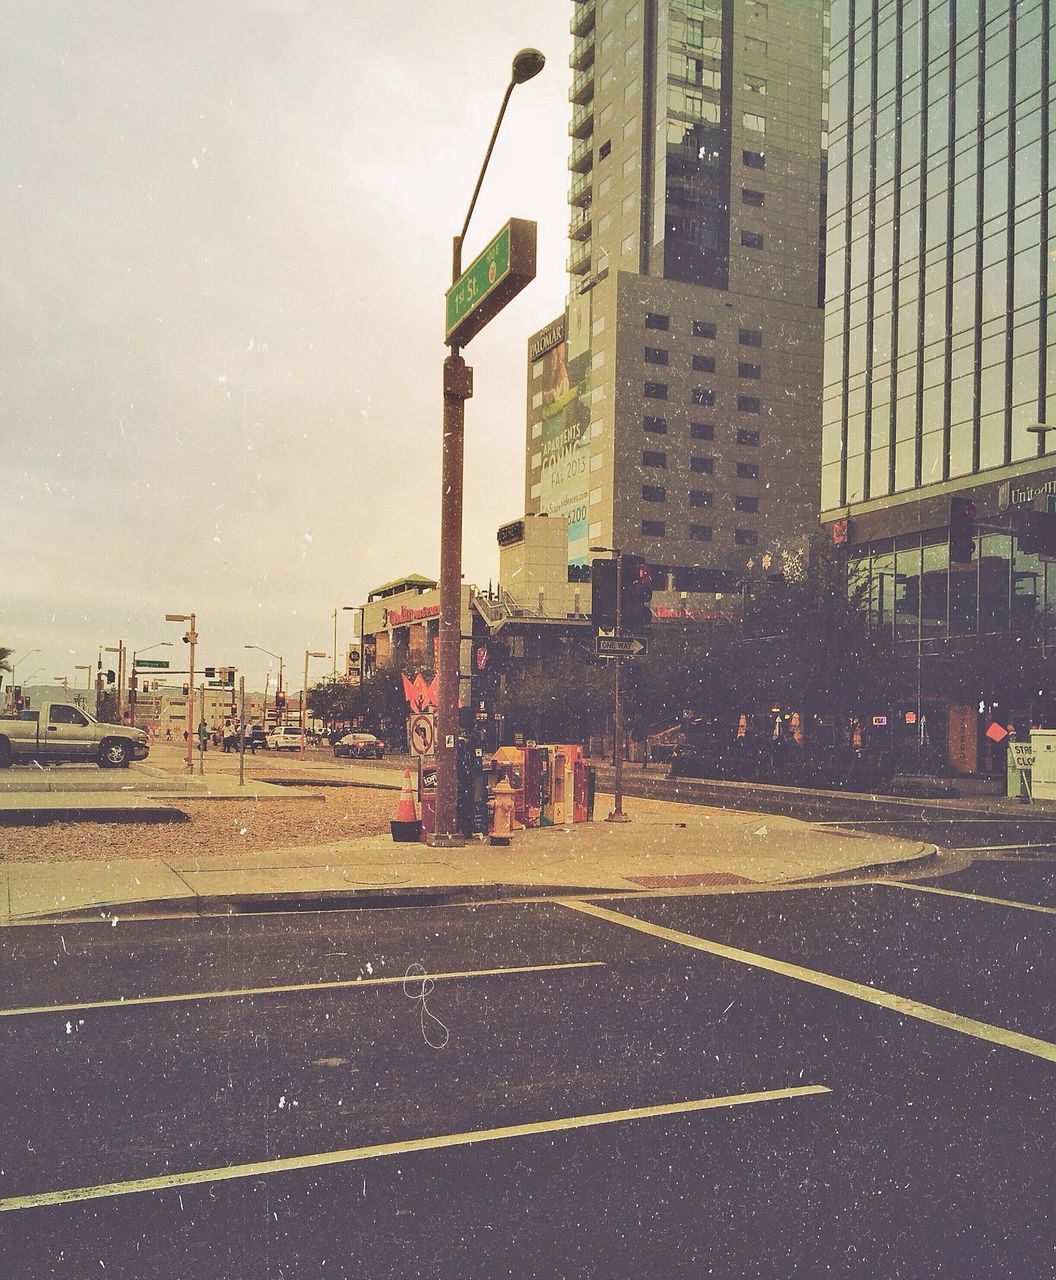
539 339 591 568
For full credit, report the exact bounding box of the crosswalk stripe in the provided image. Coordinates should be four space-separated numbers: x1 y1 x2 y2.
557 898 1056 1065
0 1085 830 1212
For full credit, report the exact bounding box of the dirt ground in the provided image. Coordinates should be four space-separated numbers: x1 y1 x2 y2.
0 791 400 863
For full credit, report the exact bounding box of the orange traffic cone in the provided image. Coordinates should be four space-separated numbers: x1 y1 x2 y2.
390 769 421 842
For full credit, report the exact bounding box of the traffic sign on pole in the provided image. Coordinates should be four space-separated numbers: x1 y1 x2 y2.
135 659 170 669
595 635 648 659
445 219 537 347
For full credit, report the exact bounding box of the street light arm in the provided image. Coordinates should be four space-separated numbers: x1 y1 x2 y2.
455 79 516 280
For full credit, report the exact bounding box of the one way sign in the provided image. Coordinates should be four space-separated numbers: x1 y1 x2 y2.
596 634 648 658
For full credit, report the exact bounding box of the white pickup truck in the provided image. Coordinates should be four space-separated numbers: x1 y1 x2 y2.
0 702 150 768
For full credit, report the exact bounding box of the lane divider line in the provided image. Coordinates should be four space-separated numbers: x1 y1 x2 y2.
556 899 1056 1065
0 1085 830 1213
873 878 1056 918
0 961 606 1021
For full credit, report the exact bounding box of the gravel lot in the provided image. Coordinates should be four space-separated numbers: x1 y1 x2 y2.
0 743 406 863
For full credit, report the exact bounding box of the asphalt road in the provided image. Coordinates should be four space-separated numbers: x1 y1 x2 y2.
1 857 1054 1278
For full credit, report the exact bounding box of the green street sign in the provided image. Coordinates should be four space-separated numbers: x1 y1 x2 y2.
136 659 170 668
445 218 537 348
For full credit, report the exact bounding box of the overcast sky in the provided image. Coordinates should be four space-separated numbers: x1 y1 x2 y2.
1 0 572 692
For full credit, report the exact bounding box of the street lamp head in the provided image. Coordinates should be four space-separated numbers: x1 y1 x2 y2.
511 47 545 84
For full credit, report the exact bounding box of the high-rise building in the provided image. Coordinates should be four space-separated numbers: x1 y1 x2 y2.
523 0 829 589
822 1 1056 770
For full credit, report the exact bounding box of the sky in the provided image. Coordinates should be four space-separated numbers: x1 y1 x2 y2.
1 0 573 693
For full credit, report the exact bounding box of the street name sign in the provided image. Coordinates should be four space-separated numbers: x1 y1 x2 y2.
136 659 170 668
596 635 648 659
445 218 537 347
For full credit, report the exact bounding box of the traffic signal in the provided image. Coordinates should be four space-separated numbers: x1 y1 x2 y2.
621 556 655 633
204 667 216 679
472 639 508 674
1014 509 1056 557
105 669 116 685
949 497 977 564
591 557 618 631
182 683 190 696
224 667 235 686
275 690 286 709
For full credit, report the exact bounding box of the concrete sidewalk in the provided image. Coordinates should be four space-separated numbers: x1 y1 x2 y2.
0 789 936 923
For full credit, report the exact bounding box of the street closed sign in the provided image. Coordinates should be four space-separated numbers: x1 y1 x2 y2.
1009 742 1035 771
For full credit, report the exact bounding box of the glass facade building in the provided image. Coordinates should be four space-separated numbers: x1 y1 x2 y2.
823 0 1053 512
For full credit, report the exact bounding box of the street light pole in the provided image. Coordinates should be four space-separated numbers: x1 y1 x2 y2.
245 645 284 723
8 650 40 710
300 650 327 758
166 612 197 772
432 46 545 848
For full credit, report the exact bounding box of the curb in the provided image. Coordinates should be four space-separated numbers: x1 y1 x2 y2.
0 804 190 827
5 843 939 923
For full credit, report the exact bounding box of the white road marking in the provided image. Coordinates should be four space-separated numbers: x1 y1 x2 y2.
557 899 1056 1065
0 1085 830 1212
0 961 605 1021
874 878 1056 917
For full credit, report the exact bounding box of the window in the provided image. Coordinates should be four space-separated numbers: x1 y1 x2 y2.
645 312 670 330
743 113 766 135
736 427 761 445
745 74 767 96
738 362 762 379
50 705 87 725
735 495 759 512
642 450 667 468
690 456 715 474
692 387 715 406
739 327 763 346
642 485 666 502
689 490 713 506
645 346 669 364
742 187 765 206
743 149 765 169
741 230 764 249
642 520 666 536
737 396 761 412
644 381 668 399
690 422 715 440
622 233 635 255
692 320 716 338
622 154 637 176
599 139 611 159
735 529 759 546
736 462 760 479
643 415 668 433
689 524 713 541
692 354 716 372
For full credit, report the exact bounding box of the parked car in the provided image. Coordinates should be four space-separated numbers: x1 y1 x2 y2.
333 732 385 759
0 701 149 768
266 726 304 751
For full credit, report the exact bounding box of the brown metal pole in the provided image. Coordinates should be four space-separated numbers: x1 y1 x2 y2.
608 550 629 822
433 339 472 845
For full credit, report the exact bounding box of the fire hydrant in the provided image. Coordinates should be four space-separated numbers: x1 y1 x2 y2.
488 777 516 846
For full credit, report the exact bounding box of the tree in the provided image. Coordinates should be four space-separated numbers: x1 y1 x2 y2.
501 638 609 744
